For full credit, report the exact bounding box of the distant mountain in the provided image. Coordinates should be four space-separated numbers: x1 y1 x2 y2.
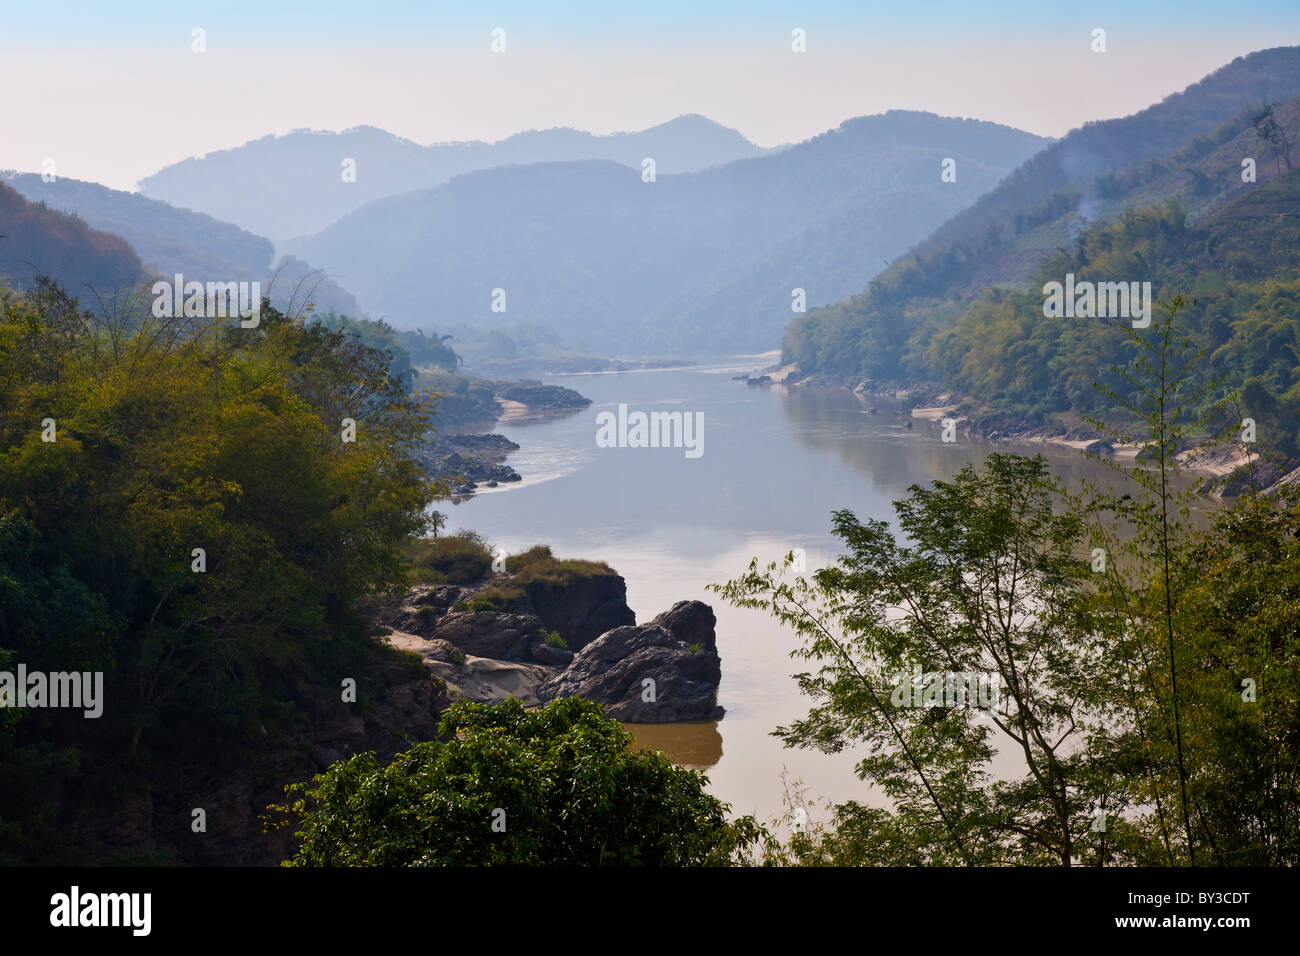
5 174 364 317
0 180 145 297
139 115 769 240
282 111 1050 355
784 45 1300 381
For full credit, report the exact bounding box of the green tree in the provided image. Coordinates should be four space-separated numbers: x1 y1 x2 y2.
714 453 1115 865
1080 295 1235 863
1170 492 1300 864
0 281 446 861
1253 101 1294 173
271 697 762 866
734 293 1300 867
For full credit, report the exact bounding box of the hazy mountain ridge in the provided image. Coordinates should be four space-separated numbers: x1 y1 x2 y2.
139 115 768 240
920 46 1300 287
0 180 147 298
283 111 1050 354
7 173 272 272
4 174 364 318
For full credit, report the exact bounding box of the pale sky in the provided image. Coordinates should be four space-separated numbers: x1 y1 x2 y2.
3 1 1300 191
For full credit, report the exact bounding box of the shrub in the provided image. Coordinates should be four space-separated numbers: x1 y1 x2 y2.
408 531 493 584
475 584 525 608
543 630 567 649
273 698 762 866
392 647 431 678
507 545 616 589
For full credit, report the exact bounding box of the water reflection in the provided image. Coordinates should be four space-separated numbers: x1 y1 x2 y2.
623 721 723 770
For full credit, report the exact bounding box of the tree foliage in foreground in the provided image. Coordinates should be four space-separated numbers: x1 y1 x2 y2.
0 280 442 862
271 697 762 866
720 300 1300 866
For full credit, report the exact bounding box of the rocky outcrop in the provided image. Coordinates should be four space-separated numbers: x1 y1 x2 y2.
525 572 635 651
434 610 546 662
537 601 724 722
413 433 522 495
531 643 575 667
385 564 636 654
433 656 554 706
430 391 501 427
430 378 591 429
495 383 591 411
652 600 718 652
376 584 464 637
414 378 590 495
388 630 555 707
379 569 722 723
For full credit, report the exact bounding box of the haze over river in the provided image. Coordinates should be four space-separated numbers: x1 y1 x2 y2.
443 356 1164 826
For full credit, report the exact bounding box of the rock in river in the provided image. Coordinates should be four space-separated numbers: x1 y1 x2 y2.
537 601 724 722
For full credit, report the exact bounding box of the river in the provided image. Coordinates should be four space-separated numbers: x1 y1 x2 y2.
441 355 1178 826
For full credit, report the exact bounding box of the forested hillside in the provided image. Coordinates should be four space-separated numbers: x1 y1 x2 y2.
5 174 364 317
930 174 1300 459
784 46 1300 387
0 285 442 863
0 181 145 296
